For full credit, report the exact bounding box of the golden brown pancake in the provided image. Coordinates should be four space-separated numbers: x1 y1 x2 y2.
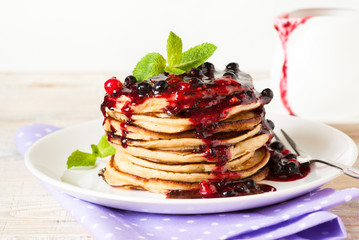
109 133 270 163
105 101 262 133
103 157 270 194
104 109 262 140
114 150 255 173
105 85 260 115
107 124 262 149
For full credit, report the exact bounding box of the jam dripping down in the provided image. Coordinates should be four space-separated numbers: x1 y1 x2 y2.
101 65 310 199
274 14 311 116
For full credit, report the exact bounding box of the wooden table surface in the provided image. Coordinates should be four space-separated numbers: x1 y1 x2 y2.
1 73 358 239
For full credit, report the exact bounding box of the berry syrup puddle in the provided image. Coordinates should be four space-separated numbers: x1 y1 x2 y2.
101 62 311 199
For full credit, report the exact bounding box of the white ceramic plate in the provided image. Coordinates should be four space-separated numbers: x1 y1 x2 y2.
262 93 359 136
25 114 358 214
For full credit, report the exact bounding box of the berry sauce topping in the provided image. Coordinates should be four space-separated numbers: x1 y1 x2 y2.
265 141 311 182
167 179 276 199
101 62 310 198
274 14 311 116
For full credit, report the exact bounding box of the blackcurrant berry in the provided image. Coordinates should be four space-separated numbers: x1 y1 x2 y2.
226 62 239 72
284 153 297 160
189 78 204 87
269 152 282 163
261 88 274 104
199 62 215 77
223 71 237 79
266 119 275 130
244 179 256 189
284 161 300 174
270 162 284 175
153 80 169 94
222 189 236 197
137 82 152 95
124 75 137 87
270 141 285 152
188 68 203 77
234 184 249 194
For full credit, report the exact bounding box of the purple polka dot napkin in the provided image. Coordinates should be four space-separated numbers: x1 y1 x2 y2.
16 124 359 240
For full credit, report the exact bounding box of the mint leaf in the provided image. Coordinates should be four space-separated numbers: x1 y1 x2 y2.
91 144 100 156
167 31 182 66
133 53 166 81
164 66 186 75
96 134 116 158
132 32 217 79
174 43 217 72
67 150 97 169
66 134 116 169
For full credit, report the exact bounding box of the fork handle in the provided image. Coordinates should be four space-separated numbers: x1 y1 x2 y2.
312 159 359 179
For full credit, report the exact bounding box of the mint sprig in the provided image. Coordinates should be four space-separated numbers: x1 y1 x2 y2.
132 53 166 82
133 31 217 81
67 134 116 169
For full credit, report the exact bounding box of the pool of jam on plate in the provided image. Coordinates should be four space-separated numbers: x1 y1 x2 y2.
101 62 310 199
167 179 276 199
265 140 311 181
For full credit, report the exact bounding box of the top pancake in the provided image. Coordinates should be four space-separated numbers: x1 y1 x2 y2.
103 76 259 115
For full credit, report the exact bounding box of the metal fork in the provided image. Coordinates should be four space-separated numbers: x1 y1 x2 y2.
279 129 359 179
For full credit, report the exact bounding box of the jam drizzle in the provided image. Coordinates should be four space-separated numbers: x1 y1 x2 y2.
101 65 310 199
274 14 311 116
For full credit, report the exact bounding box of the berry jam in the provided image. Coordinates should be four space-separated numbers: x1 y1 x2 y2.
265 141 311 181
274 14 311 116
167 179 276 199
101 63 310 199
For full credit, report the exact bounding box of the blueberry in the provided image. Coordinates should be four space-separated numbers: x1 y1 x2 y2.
226 62 239 72
223 71 237 79
284 161 300 174
266 119 275 130
189 78 204 87
188 68 203 77
270 162 284 175
199 62 215 77
270 141 285 152
124 75 137 87
261 88 274 104
234 184 249 194
222 189 236 197
244 179 256 189
284 153 297 160
153 80 169 94
269 152 282 163
137 82 152 95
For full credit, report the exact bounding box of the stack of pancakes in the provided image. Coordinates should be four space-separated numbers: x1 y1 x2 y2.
101 73 272 195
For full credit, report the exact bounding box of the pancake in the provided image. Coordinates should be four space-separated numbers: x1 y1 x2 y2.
115 150 255 173
112 147 269 183
107 124 262 149
104 82 259 115
105 101 262 133
103 156 270 194
110 133 270 163
104 109 262 140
